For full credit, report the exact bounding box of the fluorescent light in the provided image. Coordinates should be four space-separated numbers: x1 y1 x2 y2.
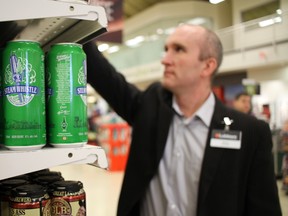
125 36 145 47
164 27 175 35
186 17 207 25
149 34 159 41
98 43 109 52
156 28 164 34
209 0 225 4
276 9 282 15
258 17 282 27
107 45 120 53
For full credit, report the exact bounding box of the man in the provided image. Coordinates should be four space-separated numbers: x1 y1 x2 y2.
233 92 252 114
84 24 282 216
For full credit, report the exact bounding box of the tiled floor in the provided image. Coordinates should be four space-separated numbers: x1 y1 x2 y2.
52 164 288 216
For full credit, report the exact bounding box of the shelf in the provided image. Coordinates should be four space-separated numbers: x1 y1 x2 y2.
0 0 109 181
0 0 107 23
0 145 108 180
0 0 108 49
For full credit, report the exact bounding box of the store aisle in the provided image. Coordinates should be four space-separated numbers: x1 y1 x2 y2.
52 164 288 216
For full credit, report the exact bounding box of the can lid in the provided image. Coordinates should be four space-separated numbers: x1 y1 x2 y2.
7 174 31 181
51 180 83 193
28 169 51 178
52 42 82 48
34 175 64 186
32 171 62 178
9 39 41 44
10 184 47 198
0 179 29 195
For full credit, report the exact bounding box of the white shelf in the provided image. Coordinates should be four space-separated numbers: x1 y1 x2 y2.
0 0 107 23
0 145 108 180
0 0 109 181
0 0 108 50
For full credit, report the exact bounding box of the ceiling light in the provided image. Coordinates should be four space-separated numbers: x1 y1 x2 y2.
258 17 282 27
209 0 225 4
164 27 175 35
276 9 282 15
186 17 207 25
98 43 109 52
125 36 145 47
107 45 120 53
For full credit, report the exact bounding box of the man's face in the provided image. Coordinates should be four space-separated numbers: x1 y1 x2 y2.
233 95 251 114
160 25 207 93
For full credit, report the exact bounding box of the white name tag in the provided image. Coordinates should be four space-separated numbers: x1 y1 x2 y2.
210 129 242 149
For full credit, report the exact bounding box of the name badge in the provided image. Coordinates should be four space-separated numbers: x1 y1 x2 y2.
210 129 242 149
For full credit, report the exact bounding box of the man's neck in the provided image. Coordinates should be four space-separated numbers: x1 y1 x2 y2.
174 89 211 118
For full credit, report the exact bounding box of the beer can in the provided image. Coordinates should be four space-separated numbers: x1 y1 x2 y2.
0 47 4 146
34 175 64 189
46 43 87 147
9 184 50 216
2 40 46 150
0 179 29 216
50 180 86 216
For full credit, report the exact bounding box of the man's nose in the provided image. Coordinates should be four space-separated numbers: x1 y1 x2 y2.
161 51 172 65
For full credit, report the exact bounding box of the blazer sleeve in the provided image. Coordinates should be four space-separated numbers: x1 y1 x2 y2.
245 120 282 216
83 41 141 125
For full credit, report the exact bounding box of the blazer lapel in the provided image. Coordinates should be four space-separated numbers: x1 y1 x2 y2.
155 89 174 163
197 97 228 214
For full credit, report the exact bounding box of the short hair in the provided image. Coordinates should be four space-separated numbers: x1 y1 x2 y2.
234 92 251 100
198 27 223 75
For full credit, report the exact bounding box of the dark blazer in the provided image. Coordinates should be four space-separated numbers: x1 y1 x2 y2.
84 42 282 216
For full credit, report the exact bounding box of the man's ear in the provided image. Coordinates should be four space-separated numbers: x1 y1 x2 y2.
201 57 217 77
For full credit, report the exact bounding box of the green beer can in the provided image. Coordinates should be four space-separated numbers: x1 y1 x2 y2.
46 43 88 147
0 47 4 145
2 40 46 150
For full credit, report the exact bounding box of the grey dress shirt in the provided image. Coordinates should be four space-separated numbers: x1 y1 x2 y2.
140 93 215 216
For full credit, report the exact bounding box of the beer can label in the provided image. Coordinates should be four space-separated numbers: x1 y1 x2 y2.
9 198 50 216
0 47 4 145
50 194 86 216
2 40 46 149
47 43 87 146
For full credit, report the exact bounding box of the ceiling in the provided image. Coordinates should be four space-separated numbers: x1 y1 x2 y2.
123 0 210 19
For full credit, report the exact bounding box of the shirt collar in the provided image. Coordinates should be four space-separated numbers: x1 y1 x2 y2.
172 92 215 127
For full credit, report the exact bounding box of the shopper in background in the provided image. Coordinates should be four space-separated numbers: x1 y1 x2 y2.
280 120 288 194
232 92 252 114
83 24 282 216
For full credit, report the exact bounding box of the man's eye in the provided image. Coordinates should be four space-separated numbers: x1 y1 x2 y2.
175 46 184 52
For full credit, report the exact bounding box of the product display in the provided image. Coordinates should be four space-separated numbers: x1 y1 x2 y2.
2 40 46 150
50 180 86 216
9 184 50 216
0 3 107 216
46 43 88 147
0 179 29 216
0 47 3 145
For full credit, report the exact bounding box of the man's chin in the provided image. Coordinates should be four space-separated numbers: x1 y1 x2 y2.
161 80 173 91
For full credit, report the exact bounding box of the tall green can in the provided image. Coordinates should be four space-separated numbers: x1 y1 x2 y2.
2 40 46 150
46 43 87 147
0 47 4 145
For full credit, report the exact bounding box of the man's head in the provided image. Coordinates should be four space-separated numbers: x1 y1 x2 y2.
233 92 252 114
161 24 223 95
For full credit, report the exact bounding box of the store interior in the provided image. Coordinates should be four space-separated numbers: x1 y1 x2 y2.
1 0 288 215
83 0 288 215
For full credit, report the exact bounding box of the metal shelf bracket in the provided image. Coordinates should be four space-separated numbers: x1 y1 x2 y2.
0 145 108 180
